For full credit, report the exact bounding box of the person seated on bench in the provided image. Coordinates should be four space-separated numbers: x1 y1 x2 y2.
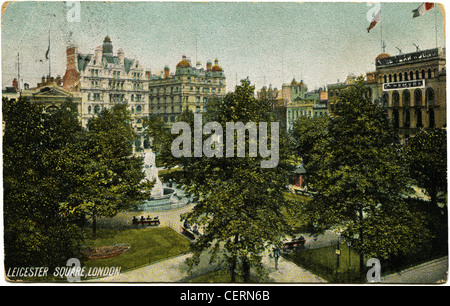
193 225 200 235
140 216 145 221
132 216 138 223
154 216 159 220
147 215 152 220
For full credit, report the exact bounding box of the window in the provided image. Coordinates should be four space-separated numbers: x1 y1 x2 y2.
136 105 142 114
414 89 422 107
402 90 410 107
426 87 435 107
382 92 389 108
414 89 423 128
393 91 400 108
94 105 100 114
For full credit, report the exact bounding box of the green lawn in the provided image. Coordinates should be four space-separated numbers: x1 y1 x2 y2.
82 227 191 272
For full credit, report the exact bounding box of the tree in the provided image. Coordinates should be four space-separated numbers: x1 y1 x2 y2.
301 78 430 279
291 115 331 172
61 103 147 238
402 128 447 208
145 80 295 282
3 97 83 270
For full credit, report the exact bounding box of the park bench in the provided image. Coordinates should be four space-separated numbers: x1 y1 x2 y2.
132 216 160 227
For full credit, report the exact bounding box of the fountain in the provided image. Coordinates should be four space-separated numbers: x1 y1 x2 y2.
131 150 191 212
143 151 164 198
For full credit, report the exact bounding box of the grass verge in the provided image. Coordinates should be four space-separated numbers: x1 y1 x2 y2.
82 227 191 272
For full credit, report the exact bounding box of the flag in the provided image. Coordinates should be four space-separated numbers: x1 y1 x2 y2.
367 9 381 32
45 45 50 60
413 2 435 18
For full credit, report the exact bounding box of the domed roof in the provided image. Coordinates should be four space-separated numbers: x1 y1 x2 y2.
211 58 223 72
375 52 391 60
176 55 191 68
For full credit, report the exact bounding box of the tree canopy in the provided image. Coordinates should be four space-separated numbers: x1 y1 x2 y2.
145 80 296 281
296 78 431 275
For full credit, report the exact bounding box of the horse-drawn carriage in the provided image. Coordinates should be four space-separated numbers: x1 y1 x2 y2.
282 235 306 252
180 220 201 240
132 216 160 227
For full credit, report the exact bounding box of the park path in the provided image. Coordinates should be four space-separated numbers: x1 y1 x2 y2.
88 203 326 283
86 250 326 283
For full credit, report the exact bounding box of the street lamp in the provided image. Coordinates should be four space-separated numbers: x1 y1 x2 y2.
336 233 341 273
346 239 352 271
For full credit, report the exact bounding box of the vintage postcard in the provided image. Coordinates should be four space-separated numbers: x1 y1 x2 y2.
1 0 448 291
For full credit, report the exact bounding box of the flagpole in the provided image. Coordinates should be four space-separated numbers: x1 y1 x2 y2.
48 29 51 77
380 3 383 53
435 4 438 48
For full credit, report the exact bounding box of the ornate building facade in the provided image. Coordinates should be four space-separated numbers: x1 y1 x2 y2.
285 79 327 131
148 56 226 125
62 36 149 147
375 48 446 138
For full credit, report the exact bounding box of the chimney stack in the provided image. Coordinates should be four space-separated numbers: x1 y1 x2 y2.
164 65 170 78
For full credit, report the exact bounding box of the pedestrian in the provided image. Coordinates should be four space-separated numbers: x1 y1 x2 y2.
273 247 281 269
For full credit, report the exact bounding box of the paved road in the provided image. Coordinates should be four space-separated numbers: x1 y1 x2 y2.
381 257 448 284
86 249 326 283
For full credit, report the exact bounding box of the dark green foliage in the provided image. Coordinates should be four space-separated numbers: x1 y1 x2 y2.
145 80 296 282
3 97 83 270
294 78 431 273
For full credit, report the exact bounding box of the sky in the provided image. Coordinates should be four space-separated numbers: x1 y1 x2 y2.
1 1 446 93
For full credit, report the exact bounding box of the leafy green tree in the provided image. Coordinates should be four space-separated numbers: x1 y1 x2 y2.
145 80 296 282
301 78 430 278
291 115 331 173
402 128 447 207
3 97 83 270
61 103 148 238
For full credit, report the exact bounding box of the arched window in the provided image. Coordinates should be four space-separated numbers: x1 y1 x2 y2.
402 90 411 107
427 68 432 78
389 74 392 83
383 75 387 83
426 88 435 128
94 105 100 114
421 69 426 79
382 91 389 108
404 72 408 81
410 71 414 80
425 87 435 107
414 89 423 128
136 105 142 114
415 70 420 79
414 89 422 107
394 73 397 82
399 73 403 82
392 91 400 108
403 90 411 128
